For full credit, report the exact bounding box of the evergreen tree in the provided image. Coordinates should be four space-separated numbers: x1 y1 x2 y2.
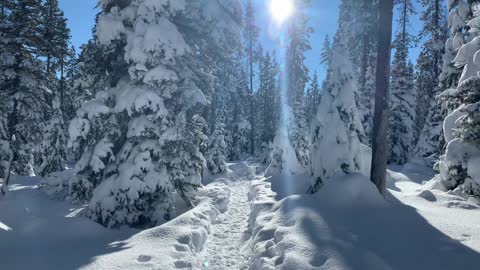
63 45 78 122
38 93 66 177
68 0 242 227
256 51 280 150
388 0 416 164
320 35 332 65
212 52 250 161
305 71 321 124
439 2 480 199
0 111 12 196
389 39 416 164
309 39 369 193
205 104 227 175
37 0 71 176
285 0 312 168
40 0 69 75
358 60 376 142
244 0 260 155
414 0 449 158
336 0 378 142
0 0 48 176
0 0 12 195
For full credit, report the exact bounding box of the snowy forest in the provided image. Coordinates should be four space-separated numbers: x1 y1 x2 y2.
1 0 480 269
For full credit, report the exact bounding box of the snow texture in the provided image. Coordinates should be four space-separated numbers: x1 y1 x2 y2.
2 160 480 269
247 163 480 270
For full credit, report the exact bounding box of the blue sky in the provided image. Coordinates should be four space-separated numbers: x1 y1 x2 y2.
59 0 423 83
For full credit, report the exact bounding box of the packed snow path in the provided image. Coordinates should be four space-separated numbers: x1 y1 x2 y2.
197 162 257 270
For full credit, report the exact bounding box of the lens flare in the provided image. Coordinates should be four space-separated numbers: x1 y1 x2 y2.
269 0 294 23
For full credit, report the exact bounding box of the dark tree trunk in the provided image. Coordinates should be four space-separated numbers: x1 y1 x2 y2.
60 52 65 108
249 35 255 155
371 0 394 194
402 0 407 44
1 156 12 196
47 54 51 75
433 0 440 79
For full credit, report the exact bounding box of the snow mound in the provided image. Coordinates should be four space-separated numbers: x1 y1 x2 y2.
41 168 75 199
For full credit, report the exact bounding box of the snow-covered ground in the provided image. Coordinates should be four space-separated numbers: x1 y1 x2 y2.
0 162 257 270
1 160 480 269
247 161 480 270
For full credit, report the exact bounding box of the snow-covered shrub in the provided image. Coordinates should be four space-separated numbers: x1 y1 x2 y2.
267 122 306 176
41 169 75 199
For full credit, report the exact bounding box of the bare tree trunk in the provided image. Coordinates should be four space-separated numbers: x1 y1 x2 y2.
371 0 394 194
1 157 12 196
249 35 255 155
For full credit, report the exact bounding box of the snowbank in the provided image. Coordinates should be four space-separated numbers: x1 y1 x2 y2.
0 175 232 270
246 172 480 270
82 182 231 269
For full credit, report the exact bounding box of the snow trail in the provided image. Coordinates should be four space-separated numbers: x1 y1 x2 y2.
197 162 256 270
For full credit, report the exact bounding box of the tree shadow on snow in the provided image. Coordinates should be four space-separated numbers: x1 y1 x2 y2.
0 181 138 270
277 190 480 270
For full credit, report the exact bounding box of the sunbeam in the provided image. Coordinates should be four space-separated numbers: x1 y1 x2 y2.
269 0 294 23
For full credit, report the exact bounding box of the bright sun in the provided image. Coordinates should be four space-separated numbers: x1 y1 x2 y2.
269 0 294 23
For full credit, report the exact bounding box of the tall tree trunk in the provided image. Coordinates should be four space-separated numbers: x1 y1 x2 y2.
433 0 440 79
47 54 51 75
60 52 65 108
249 34 255 155
402 0 407 44
1 155 12 196
371 0 394 194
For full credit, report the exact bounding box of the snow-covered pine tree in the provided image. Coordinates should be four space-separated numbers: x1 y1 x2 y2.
38 93 67 177
256 51 280 151
309 38 369 193
206 58 243 174
320 35 332 66
415 0 450 158
414 0 447 143
40 0 69 75
388 37 416 164
0 112 12 196
37 0 72 176
285 0 312 168
305 71 321 124
354 0 378 143
334 0 378 144
387 0 416 164
358 60 376 143
244 0 260 155
438 2 480 200
0 0 12 195
205 104 227 175
63 45 78 123
69 0 241 228
415 0 456 158
0 0 49 176
211 51 250 161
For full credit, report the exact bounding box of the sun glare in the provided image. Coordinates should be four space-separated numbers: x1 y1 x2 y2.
269 0 294 23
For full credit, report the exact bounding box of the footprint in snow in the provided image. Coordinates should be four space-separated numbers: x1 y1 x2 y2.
137 255 152 263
